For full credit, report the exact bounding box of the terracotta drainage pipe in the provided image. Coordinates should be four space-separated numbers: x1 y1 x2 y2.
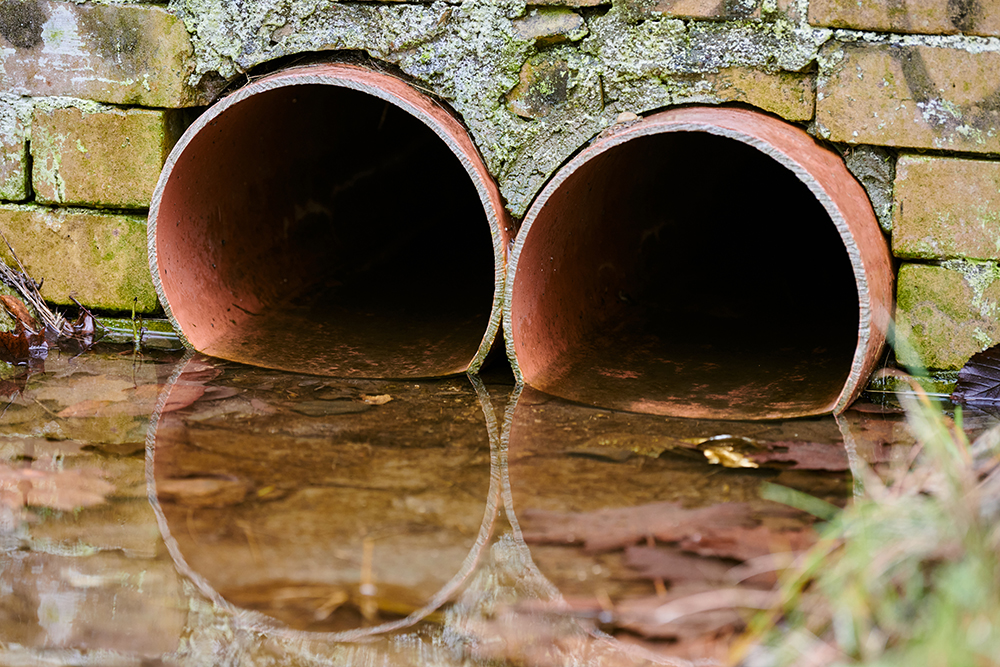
149 64 511 378
504 106 893 420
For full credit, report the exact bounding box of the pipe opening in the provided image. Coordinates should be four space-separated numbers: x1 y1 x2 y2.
152 66 502 378
508 108 888 419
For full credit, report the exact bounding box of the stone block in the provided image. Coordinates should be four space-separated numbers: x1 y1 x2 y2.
0 96 28 201
0 0 219 107
530 0 607 5
512 7 588 44
704 67 814 121
617 0 760 21
31 103 185 209
894 262 1000 370
809 0 1000 38
892 155 1000 261
844 145 895 233
0 204 158 313
816 42 1000 154
507 54 572 119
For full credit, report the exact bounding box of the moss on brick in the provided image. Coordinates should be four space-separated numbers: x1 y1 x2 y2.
0 204 158 313
171 0 832 216
0 1 220 106
895 262 1000 370
892 154 1000 260
31 104 184 209
0 95 30 201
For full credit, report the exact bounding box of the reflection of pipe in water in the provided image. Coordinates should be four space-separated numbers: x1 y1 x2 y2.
494 384 841 663
505 106 893 420
149 63 512 379
145 352 501 641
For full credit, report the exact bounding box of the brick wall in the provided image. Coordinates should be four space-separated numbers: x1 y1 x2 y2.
0 0 212 312
1 0 999 374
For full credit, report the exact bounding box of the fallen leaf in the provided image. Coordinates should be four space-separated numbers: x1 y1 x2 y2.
162 383 207 413
57 399 119 418
178 361 222 384
623 544 734 584
202 386 240 401
609 584 773 642
609 584 749 641
0 295 37 330
0 326 29 362
361 394 393 406
34 374 135 407
952 344 1000 404
520 501 757 553
0 456 114 511
0 372 27 398
748 441 851 471
156 476 249 507
678 524 816 562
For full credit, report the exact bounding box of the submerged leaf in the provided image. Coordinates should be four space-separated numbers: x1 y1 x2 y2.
0 457 114 511
0 327 28 362
749 441 851 471
520 501 758 553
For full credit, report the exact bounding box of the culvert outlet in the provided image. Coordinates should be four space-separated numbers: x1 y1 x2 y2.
504 106 893 420
149 64 511 378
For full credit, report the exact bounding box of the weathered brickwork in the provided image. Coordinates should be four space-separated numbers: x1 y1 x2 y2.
0 0 217 107
0 95 28 201
895 262 1000 371
0 0 997 374
31 104 185 209
816 42 1000 154
892 155 1000 261
0 205 157 312
617 0 761 21
809 0 1000 38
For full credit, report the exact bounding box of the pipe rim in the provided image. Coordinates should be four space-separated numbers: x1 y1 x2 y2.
504 105 893 419
149 63 510 377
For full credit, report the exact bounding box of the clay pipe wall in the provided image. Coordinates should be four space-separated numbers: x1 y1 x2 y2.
503 106 894 420
149 63 511 378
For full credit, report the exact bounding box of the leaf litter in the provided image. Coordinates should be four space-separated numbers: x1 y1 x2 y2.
0 455 114 512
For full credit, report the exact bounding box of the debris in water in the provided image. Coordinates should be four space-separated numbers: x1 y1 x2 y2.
520 501 759 553
703 443 759 468
0 456 114 511
361 393 393 405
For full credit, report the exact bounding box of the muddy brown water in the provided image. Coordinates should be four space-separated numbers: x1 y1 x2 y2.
0 343 973 665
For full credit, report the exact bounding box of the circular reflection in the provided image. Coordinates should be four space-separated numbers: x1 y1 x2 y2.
146 353 500 640
501 385 845 663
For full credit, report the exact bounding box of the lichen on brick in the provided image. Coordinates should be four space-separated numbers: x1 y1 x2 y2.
30 98 182 208
941 258 1000 320
895 261 1000 370
168 0 839 216
844 144 895 233
0 94 31 201
0 203 158 312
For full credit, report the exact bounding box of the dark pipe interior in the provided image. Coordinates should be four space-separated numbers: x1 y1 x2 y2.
157 83 496 377
512 131 860 419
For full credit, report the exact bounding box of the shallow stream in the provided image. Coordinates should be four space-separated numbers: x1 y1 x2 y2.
0 341 965 665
